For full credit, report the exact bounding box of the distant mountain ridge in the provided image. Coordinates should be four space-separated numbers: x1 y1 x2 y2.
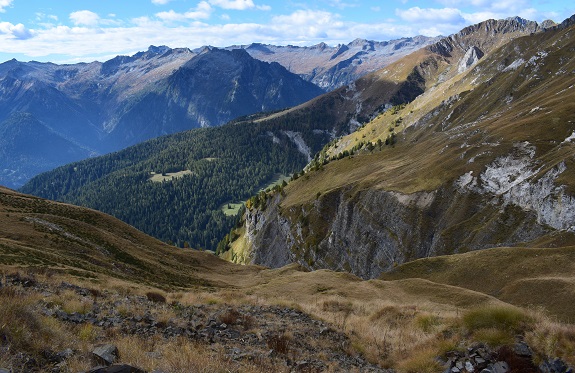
0 36 447 189
230 36 442 91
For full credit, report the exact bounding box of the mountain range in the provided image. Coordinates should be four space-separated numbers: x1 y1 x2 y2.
232 36 441 91
0 37 439 189
22 16 563 255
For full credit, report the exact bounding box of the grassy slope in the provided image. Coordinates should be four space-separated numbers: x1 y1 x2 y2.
2 186 575 371
0 186 261 290
381 246 575 322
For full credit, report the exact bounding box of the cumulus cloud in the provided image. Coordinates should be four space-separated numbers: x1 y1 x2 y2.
0 0 13 13
69 10 100 26
328 0 359 9
208 0 255 10
156 1 213 21
396 7 465 23
434 0 560 23
151 0 172 4
0 22 33 39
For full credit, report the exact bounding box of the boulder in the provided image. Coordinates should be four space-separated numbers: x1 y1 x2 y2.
92 344 119 366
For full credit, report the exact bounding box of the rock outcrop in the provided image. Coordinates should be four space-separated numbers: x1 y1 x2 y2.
458 46 484 73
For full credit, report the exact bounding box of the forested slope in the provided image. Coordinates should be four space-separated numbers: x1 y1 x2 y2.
21 113 336 250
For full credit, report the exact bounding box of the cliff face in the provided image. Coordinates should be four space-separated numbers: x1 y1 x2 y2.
244 172 561 279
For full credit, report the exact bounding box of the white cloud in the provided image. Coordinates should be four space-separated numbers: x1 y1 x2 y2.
396 7 465 23
152 0 172 4
69 10 100 26
208 0 255 10
156 2 213 21
0 22 33 39
434 0 561 23
0 0 12 13
328 0 359 9
0 6 418 63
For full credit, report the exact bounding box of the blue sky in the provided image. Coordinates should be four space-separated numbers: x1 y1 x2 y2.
0 0 573 63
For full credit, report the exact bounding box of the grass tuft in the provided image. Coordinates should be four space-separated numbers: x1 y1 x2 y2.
463 305 530 333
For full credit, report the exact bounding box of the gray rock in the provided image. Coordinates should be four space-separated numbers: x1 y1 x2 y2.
57 348 74 361
0 368 10 373
492 361 509 373
475 357 486 364
540 358 574 373
458 46 484 73
466 360 475 372
92 344 119 366
513 341 532 357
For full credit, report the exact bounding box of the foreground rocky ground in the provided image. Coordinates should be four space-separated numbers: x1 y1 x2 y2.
1 271 573 372
1 272 387 372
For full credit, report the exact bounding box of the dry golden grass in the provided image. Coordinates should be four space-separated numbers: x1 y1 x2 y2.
382 246 575 321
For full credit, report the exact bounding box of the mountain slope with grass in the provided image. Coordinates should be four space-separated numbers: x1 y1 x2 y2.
231 16 575 279
20 17 553 253
0 186 573 372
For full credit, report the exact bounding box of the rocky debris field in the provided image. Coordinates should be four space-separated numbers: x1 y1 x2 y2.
0 274 388 372
1 273 573 373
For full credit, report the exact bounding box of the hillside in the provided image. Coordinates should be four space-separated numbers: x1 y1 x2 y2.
20 115 331 251
0 112 94 188
0 186 573 372
231 16 575 279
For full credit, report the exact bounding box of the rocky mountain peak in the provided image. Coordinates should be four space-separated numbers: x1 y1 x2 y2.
539 19 557 29
428 17 542 58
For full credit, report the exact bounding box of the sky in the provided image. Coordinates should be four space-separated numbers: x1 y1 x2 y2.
0 0 573 64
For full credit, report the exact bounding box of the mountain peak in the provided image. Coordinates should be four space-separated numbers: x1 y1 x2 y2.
147 45 171 55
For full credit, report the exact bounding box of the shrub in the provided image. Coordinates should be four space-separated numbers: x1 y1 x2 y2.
473 328 515 347
219 308 240 325
414 313 441 333
146 291 166 303
266 333 290 354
